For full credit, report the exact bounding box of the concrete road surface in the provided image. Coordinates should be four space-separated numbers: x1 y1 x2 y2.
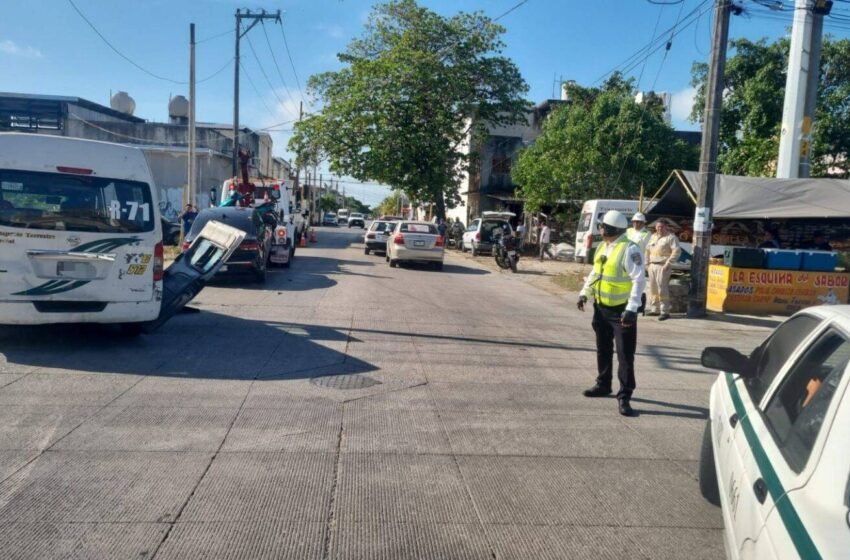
0 226 775 559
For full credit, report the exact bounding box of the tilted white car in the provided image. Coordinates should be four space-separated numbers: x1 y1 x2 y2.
699 305 850 560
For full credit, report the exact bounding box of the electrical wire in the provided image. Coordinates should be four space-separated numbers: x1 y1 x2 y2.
244 33 298 118
196 28 234 44
494 0 531 21
260 21 301 110
239 59 278 119
279 22 309 108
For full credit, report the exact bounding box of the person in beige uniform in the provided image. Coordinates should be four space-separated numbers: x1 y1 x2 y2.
645 221 681 321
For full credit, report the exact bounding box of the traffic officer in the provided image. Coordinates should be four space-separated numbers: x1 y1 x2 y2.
626 213 650 253
626 212 650 315
577 210 646 417
645 220 681 321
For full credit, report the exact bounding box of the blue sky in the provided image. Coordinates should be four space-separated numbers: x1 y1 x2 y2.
3 0 850 205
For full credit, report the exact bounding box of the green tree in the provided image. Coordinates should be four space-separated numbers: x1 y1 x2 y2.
317 193 340 213
690 36 850 178
376 191 403 217
289 0 529 221
343 196 371 215
513 75 697 213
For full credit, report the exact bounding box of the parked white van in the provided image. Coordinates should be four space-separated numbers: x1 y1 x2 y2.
574 199 654 263
0 133 241 331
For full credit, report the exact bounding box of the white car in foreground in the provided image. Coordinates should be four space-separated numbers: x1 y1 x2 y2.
699 305 850 560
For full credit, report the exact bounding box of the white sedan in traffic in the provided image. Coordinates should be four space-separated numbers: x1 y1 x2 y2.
699 305 850 560
386 220 444 270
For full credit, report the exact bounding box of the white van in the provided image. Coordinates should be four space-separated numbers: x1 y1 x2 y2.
574 199 654 263
337 208 349 225
0 134 241 331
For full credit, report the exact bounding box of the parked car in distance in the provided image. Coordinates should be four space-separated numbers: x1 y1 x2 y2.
386 220 444 270
699 305 850 560
348 212 366 228
322 212 338 226
364 220 395 255
462 211 514 256
184 206 273 283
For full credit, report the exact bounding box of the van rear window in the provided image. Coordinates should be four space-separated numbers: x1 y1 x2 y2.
577 213 592 232
0 170 154 233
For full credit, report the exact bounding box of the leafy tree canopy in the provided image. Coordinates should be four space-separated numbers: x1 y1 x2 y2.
317 193 340 213
513 74 698 213
289 0 529 220
690 36 850 178
376 191 404 217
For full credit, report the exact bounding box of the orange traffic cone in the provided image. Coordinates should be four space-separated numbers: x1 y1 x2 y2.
310 229 317 243
299 232 307 248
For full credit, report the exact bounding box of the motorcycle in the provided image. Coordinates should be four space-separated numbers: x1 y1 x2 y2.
493 231 519 273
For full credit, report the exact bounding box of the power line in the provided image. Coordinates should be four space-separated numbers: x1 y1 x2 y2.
494 0 531 21
260 21 301 110
196 28 234 44
239 59 278 118
67 0 186 84
197 57 234 85
279 22 309 107
244 33 298 118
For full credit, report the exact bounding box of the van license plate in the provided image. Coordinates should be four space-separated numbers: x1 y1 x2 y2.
414 241 425 247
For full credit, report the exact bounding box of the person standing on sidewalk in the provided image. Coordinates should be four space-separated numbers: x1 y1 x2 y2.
645 221 681 321
577 210 646 417
516 221 526 252
538 219 554 261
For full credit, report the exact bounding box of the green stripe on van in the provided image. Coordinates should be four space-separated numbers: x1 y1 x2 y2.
724 373 821 560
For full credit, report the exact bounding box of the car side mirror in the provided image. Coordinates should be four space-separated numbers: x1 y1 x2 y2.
701 347 753 377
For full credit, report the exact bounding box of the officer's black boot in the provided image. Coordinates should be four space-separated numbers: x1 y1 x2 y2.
583 385 613 398
618 399 635 417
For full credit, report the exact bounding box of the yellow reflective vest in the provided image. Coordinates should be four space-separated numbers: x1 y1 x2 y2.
593 237 634 307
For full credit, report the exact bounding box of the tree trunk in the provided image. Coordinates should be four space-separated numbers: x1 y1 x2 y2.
435 191 447 222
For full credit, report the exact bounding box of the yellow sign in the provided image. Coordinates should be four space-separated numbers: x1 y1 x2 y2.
708 264 849 315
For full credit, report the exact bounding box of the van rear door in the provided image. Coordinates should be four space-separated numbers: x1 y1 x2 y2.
0 169 157 303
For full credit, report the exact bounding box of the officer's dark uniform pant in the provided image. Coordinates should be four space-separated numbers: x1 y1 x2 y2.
592 302 637 401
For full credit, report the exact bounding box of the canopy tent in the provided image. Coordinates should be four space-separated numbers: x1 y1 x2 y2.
648 170 850 220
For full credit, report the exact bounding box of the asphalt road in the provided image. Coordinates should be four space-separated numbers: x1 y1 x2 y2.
0 225 775 559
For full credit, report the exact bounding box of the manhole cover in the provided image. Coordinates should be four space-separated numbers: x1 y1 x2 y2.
310 374 382 390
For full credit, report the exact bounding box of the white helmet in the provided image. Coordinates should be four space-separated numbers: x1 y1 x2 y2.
631 212 646 223
601 210 629 230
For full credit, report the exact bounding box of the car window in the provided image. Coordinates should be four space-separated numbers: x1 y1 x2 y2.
747 314 822 404
371 222 390 232
763 329 850 473
467 220 479 232
190 211 255 238
400 223 437 234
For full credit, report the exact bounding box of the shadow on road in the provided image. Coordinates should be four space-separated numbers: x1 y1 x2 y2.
629 396 709 419
0 313 376 381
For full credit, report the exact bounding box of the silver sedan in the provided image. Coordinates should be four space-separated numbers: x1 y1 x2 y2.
386 221 445 270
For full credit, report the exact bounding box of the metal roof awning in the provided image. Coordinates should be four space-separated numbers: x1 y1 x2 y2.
648 169 850 220
486 194 524 202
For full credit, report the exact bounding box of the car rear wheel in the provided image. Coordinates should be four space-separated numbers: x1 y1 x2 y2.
699 420 721 506
253 259 267 283
471 245 478 257
364 247 370 255
389 259 398 268
575 256 585 264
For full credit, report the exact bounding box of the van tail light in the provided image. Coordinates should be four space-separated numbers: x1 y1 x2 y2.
367 233 376 239
181 240 190 252
435 235 444 247
585 234 593 249
240 241 259 251
153 242 164 282
275 226 287 239
474 232 481 241
393 233 405 245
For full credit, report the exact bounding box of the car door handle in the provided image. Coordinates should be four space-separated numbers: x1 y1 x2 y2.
753 478 768 504
729 413 739 428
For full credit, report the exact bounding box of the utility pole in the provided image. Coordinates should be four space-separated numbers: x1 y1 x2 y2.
188 23 197 210
778 0 830 178
296 101 304 207
688 0 734 318
232 8 281 177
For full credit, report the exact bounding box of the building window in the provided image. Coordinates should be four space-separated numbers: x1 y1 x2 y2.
0 99 63 131
492 154 512 175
